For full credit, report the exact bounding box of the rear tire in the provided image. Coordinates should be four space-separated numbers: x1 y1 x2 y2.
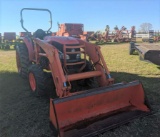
16 43 30 78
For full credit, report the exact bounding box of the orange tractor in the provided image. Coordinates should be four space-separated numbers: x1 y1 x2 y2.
56 23 87 41
19 32 32 37
16 8 151 137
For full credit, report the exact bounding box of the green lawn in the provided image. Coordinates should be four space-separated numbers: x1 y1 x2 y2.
0 43 160 137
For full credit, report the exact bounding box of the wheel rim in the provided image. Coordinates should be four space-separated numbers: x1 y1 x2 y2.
16 51 21 73
29 73 36 92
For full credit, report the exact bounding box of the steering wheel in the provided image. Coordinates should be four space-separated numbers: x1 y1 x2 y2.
46 30 52 36
34 29 46 39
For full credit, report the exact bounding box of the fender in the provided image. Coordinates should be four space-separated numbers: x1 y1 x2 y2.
20 37 34 61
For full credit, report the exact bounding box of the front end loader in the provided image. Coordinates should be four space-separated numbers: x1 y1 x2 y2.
16 8 151 137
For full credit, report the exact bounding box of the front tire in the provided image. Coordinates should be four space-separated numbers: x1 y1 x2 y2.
28 64 46 97
44 72 57 99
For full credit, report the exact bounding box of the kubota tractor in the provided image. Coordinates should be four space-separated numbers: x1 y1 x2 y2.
19 32 32 37
16 8 151 137
56 23 87 41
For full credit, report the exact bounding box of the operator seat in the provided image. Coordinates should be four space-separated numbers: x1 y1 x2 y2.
33 29 46 40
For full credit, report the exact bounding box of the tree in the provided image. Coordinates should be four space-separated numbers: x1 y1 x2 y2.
114 25 119 30
105 25 110 32
139 23 153 33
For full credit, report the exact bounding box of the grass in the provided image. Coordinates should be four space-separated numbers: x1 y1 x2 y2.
102 44 160 75
0 43 160 137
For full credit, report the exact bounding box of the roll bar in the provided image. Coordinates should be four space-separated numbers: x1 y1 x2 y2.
20 8 52 33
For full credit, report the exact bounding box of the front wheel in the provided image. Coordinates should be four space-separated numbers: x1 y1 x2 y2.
28 64 47 97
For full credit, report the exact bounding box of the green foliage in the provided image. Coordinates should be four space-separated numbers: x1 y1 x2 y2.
114 25 119 30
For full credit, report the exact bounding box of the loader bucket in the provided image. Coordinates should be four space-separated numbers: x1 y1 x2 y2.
50 81 150 137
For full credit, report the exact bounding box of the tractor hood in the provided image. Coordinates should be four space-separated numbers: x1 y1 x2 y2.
44 36 79 45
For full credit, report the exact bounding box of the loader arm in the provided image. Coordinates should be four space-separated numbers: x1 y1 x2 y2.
34 38 68 97
77 39 114 86
34 38 114 96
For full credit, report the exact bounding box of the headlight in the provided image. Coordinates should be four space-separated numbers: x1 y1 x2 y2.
66 54 70 60
76 53 81 59
59 51 70 60
71 48 75 52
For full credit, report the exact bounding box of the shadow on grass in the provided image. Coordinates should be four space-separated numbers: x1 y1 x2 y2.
0 70 160 109
130 51 139 55
0 71 51 137
0 70 50 100
130 52 160 69
0 71 28 91
0 71 160 137
157 66 160 70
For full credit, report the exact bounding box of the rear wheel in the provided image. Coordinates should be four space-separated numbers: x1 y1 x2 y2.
16 43 30 78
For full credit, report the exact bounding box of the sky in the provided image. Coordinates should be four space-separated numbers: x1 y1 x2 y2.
0 0 160 35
